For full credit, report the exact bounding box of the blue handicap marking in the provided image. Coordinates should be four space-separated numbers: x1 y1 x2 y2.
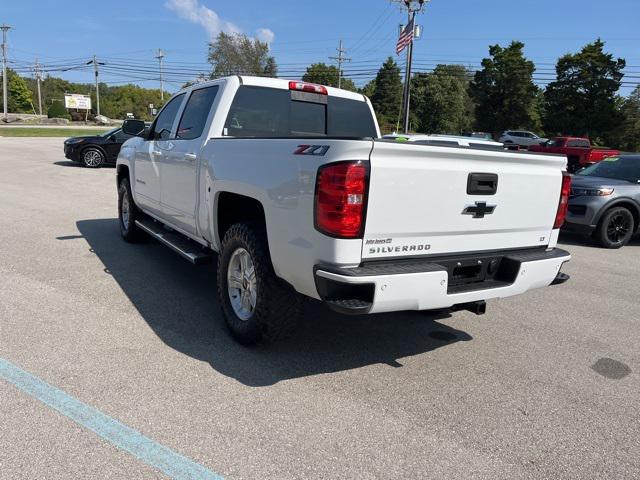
0 357 224 480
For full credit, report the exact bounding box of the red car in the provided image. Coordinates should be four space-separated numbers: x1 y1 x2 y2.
529 137 620 173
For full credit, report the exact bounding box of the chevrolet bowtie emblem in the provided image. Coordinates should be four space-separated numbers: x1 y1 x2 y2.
462 201 496 218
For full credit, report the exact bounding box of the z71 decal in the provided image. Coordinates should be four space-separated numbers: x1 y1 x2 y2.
293 145 330 156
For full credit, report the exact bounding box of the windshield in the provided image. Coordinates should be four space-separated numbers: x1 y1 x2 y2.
546 138 565 147
577 156 640 183
100 128 120 137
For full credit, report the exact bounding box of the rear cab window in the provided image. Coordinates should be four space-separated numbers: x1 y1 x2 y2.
176 85 219 140
223 86 377 138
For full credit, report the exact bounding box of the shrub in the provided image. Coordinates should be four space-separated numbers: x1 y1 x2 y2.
47 101 71 120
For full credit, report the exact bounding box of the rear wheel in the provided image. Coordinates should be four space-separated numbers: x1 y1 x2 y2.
118 178 144 242
217 223 302 345
81 147 105 168
594 207 634 249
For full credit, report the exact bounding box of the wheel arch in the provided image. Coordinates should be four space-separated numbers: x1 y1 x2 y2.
116 164 130 187
594 198 640 233
214 191 267 250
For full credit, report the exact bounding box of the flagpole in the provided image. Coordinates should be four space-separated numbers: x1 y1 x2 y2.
401 10 415 134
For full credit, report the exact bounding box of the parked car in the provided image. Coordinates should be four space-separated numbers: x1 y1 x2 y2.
116 76 571 345
64 125 148 168
529 137 620 173
467 132 494 141
564 155 640 248
383 133 505 150
498 130 548 149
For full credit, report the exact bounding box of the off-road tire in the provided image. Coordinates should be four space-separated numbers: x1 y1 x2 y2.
81 147 106 168
217 222 302 345
594 206 635 249
118 178 144 242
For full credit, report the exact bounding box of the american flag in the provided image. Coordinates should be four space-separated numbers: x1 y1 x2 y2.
396 18 414 55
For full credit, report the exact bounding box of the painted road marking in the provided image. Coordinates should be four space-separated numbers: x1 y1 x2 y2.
0 358 224 480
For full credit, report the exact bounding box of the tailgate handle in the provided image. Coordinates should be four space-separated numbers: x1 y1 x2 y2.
467 173 498 195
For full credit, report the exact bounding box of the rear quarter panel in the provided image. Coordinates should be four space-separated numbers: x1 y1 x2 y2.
202 138 374 299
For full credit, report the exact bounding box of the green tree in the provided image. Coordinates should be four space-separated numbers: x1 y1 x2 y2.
208 32 277 77
0 69 34 113
302 63 356 91
543 39 625 141
613 86 640 151
370 57 403 131
47 101 70 120
359 79 377 99
410 64 473 134
469 41 539 136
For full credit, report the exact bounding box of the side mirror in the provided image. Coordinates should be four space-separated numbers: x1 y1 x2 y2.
109 135 116 142
122 119 146 137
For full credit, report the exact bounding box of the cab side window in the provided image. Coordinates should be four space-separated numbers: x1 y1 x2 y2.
151 93 185 140
176 86 219 140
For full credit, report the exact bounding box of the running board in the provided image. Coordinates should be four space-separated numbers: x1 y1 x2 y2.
135 219 213 265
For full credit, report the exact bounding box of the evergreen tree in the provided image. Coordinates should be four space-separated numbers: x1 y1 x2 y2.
469 41 539 136
543 39 625 141
370 57 403 130
411 64 473 134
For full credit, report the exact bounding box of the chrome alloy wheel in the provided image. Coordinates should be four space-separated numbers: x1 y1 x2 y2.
227 248 257 320
83 149 103 167
121 192 130 230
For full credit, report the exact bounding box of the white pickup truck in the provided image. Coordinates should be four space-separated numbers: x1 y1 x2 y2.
116 76 571 345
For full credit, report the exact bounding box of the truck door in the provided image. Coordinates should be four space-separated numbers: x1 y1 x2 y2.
134 93 185 215
160 85 220 235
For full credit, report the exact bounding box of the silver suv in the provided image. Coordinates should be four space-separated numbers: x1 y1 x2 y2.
499 130 547 148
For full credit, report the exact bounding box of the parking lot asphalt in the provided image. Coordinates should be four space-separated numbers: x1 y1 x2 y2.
1 137 639 479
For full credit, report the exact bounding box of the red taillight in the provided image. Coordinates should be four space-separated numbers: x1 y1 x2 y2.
315 162 368 238
289 81 328 95
554 172 572 229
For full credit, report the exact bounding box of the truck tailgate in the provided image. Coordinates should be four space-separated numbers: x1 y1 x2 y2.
363 141 566 260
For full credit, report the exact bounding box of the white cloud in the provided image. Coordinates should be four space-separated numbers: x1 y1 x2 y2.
165 0 240 38
165 0 275 43
255 28 275 44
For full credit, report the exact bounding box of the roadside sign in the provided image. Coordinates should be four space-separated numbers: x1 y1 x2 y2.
64 94 92 110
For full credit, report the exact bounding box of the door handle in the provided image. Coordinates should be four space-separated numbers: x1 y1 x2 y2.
151 150 162 156
185 153 197 162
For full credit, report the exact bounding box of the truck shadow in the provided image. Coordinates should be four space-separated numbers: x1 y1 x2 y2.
76 218 472 387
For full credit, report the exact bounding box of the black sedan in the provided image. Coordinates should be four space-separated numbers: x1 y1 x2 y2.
64 127 136 168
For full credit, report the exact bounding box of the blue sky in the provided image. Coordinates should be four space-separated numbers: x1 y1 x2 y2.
3 0 639 94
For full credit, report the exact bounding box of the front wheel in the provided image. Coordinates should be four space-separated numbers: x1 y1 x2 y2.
81 147 105 168
594 207 635 249
217 223 302 345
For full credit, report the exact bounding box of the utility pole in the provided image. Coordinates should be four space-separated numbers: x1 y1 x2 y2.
1 24 12 122
329 39 351 89
86 55 104 116
34 58 43 116
155 49 165 101
392 0 428 133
